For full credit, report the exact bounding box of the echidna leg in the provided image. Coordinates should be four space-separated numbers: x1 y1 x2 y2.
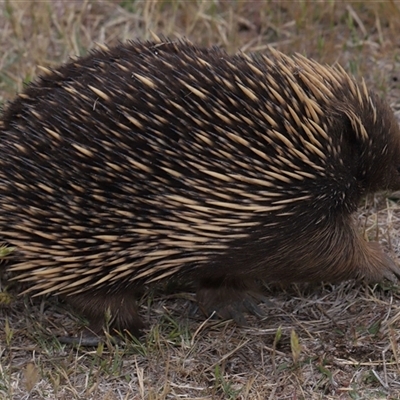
328 226 400 282
64 291 144 340
196 277 266 325
355 240 400 282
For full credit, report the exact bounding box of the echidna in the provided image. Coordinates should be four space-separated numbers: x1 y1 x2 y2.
1 37 400 338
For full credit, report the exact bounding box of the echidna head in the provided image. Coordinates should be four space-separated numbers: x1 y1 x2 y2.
351 92 400 193
332 81 400 193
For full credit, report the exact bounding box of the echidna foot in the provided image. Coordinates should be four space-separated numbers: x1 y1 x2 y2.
359 241 400 282
196 278 269 325
64 290 145 342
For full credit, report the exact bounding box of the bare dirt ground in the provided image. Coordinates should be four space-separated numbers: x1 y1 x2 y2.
1 1 400 399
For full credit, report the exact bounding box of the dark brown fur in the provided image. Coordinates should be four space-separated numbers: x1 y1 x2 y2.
1 38 400 337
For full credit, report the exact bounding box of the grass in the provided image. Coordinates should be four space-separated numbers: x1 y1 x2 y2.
1 1 400 399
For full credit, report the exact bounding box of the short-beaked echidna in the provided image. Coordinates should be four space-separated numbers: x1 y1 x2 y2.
1 37 400 336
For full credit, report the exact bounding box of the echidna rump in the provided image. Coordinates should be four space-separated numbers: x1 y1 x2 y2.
1 37 400 337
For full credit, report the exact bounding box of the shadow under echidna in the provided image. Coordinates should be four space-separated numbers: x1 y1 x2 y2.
1 37 400 343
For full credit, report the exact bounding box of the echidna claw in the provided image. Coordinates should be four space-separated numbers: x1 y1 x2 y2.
57 333 103 347
242 298 265 318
